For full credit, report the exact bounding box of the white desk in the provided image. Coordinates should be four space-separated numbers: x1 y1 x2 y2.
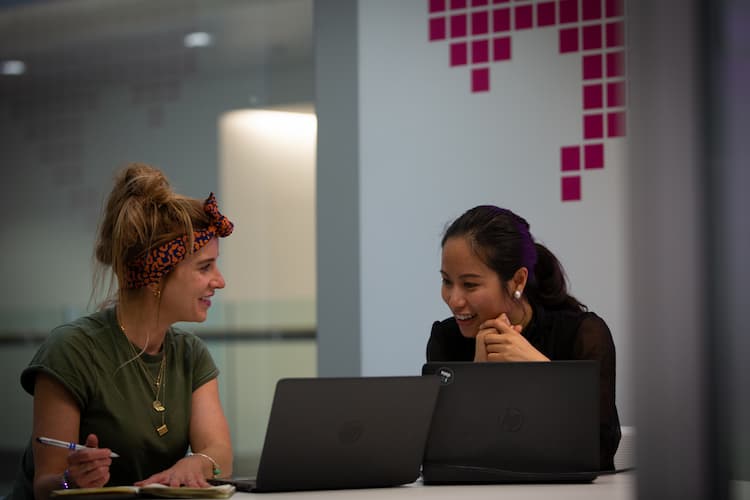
233 471 635 499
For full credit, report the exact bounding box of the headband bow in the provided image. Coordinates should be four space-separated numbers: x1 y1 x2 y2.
124 193 234 289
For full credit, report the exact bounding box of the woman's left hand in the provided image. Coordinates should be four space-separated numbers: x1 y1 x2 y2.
135 455 210 488
477 313 550 362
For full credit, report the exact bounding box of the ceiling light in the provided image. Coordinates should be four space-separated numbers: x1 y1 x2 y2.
1 60 26 75
184 32 213 48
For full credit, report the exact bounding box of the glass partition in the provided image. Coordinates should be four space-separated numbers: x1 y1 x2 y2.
0 0 315 483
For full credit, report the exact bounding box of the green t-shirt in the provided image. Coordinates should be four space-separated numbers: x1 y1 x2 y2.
8 307 218 499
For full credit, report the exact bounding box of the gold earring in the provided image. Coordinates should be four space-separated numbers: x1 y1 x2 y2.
153 288 161 299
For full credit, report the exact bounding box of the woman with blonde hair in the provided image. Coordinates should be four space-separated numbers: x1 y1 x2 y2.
8 163 234 499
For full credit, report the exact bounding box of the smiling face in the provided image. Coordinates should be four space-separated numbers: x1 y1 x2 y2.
160 238 225 324
440 236 515 339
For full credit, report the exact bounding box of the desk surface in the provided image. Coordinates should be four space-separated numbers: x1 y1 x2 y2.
233 471 635 499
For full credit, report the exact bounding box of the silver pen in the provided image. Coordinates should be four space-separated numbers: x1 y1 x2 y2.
36 436 120 458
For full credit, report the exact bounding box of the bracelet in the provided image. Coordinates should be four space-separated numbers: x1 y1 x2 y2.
191 452 221 478
61 469 71 489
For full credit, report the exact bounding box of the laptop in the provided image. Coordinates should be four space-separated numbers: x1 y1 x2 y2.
421 361 600 484
211 375 440 492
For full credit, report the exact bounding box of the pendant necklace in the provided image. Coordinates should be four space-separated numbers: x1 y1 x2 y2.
118 315 169 437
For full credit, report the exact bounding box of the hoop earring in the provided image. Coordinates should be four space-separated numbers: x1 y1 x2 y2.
513 290 522 300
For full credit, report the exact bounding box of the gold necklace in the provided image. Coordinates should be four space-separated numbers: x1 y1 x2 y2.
118 315 169 437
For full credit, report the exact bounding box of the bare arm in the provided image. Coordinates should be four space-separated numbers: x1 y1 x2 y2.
188 378 233 479
32 374 113 500
136 377 233 487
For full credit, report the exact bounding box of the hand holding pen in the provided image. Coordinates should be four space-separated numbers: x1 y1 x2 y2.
37 436 120 458
37 434 115 489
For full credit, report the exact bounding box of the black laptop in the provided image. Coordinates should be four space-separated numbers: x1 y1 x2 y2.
421 361 600 484
211 375 440 492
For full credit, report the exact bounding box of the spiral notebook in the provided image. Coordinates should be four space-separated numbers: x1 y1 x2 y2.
211 375 441 492
421 361 600 484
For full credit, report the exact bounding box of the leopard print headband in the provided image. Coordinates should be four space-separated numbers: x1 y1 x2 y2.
124 193 234 289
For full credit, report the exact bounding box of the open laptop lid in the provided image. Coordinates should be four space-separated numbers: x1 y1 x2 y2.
252 375 441 492
421 361 600 484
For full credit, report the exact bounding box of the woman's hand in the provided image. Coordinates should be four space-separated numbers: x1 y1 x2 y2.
135 455 211 488
65 434 113 488
474 313 549 362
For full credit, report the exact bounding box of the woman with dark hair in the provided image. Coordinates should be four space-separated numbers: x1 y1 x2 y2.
427 205 621 471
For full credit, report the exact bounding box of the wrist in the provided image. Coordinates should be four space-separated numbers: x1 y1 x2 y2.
190 452 221 478
61 469 72 489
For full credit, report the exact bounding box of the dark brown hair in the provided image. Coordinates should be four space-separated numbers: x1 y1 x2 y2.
442 205 586 311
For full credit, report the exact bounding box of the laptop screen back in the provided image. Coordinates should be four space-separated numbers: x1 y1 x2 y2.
421 361 599 482
254 375 441 492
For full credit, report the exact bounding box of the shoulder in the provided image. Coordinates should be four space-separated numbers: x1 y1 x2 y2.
555 309 616 360
21 309 115 396
169 326 207 346
166 327 212 359
166 328 218 383
427 317 474 362
37 309 115 355
540 306 606 333
576 311 615 346
430 317 461 338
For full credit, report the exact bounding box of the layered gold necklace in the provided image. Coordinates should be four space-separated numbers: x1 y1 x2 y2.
118 313 169 437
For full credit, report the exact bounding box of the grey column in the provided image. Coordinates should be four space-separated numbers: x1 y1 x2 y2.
314 0 361 376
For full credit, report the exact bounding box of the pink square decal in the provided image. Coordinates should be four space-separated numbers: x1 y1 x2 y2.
583 54 603 79
429 0 446 13
562 176 581 201
560 0 578 23
583 114 604 139
515 5 533 29
493 36 511 60
493 0 510 3
451 14 467 38
606 0 624 17
585 143 604 169
451 0 467 8
472 11 489 34
583 84 603 109
472 0 489 5
450 42 468 66
606 51 625 77
472 39 490 63
561 146 581 171
583 24 602 50
582 0 602 20
472 67 490 92
537 2 555 26
608 111 626 137
559 28 579 53
429 17 447 40
607 81 626 107
606 22 625 47
493 8 511 31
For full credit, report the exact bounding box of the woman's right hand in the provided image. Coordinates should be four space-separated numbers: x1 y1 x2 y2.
65 434 113 488
474 313 523 362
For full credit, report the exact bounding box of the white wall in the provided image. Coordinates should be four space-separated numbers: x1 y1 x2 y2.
347 0 632 422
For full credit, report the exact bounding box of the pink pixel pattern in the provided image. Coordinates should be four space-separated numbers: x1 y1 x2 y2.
428 0 627 202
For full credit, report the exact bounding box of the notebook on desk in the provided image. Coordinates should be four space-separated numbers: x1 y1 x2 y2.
421 361 600 484
211 375 440 492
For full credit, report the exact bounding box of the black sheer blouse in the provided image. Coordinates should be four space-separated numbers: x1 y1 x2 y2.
426 303 621 471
